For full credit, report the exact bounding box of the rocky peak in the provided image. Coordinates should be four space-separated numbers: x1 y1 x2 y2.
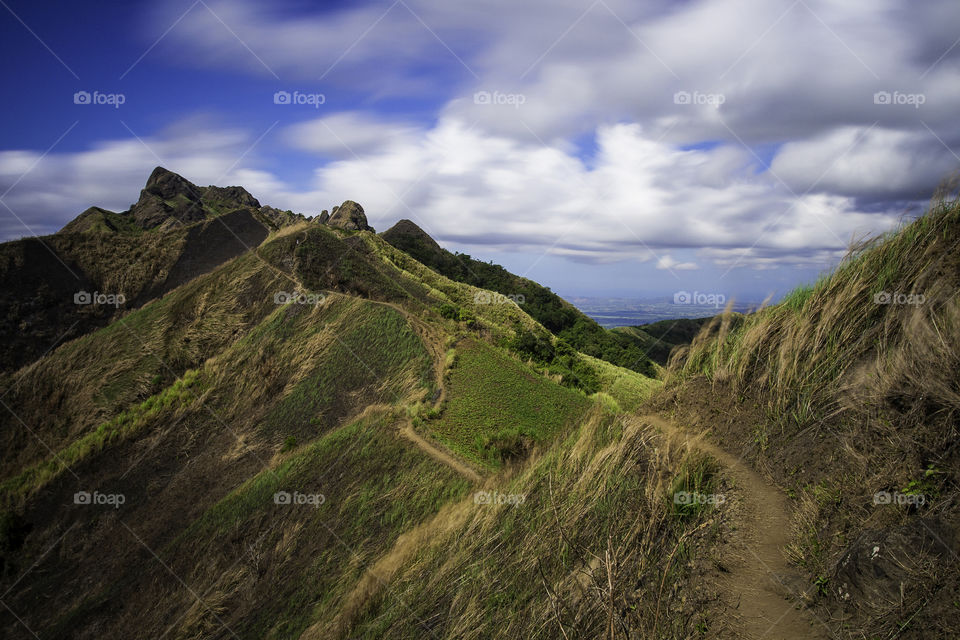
142 166 202 203
382 219 440 248
327 200 373 232
202 185 261 210
128 167 263 230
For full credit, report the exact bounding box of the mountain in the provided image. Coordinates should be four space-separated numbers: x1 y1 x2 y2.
381 218 657 377
613 316 737 365
0 168 683 639
0 168 375 374
60 166 262 233
0 169 956 639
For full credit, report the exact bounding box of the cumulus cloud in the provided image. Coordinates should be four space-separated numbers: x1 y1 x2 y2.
284 113 424 157
1 112 908 272
252 117 902 267
771 126 960 201
154 0 960 141
657 255 699 271
5 0 959 284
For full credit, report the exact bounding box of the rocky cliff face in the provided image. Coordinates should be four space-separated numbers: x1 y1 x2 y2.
327 200 373 231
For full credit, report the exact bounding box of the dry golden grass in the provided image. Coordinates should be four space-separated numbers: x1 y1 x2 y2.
671 191 960 430
322 407 722 639
665 188 960 639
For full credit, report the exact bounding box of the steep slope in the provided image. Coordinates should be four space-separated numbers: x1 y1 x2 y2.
7 166 783 640
614 316 733 365
0 169 294 373
381 219 656 376
660 191 960 639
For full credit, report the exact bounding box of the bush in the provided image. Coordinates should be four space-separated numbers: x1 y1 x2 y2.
437 303 459 320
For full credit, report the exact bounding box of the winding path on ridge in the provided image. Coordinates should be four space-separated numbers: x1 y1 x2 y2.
370 299 482 483
265 257 825 636
639 414 831 640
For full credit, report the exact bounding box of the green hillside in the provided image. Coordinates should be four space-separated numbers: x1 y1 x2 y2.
381 219 656 376
2 168 957 640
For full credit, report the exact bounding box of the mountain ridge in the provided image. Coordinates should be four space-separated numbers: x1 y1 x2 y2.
1 169 956 639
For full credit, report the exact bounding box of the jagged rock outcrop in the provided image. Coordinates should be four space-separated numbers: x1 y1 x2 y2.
59 167 264 233
129 167 207 228
327 200 373 231
258 205 307 229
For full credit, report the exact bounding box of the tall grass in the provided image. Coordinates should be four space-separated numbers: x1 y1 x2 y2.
670 191 960 428
330 410 720 639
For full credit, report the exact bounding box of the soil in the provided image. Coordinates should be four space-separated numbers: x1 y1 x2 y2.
640 413 830 639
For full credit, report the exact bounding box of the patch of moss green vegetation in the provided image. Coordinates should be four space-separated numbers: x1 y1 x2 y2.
581 354 661 412
428 340 591 468
280 226 430 303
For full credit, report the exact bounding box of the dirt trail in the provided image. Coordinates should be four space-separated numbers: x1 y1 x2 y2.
369 299 481 482
639 415 829 640
399 422 481 482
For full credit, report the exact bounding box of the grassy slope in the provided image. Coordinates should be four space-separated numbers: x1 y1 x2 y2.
380 223 656 376
338 409 724 639
614 316 720 365
1 218 703 639
424 338 591 468
0 249 289 483
663 193 960 639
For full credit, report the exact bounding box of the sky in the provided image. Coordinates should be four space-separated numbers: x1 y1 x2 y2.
1 0 958 302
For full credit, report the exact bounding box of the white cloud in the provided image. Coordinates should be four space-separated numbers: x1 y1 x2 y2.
0 111 908 276
657 255 698 271
771 126 960 199
0 121 259 238
256 117 902 267
284 113 424 157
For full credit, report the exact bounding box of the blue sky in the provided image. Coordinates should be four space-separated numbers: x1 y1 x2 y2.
2 0 958 302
